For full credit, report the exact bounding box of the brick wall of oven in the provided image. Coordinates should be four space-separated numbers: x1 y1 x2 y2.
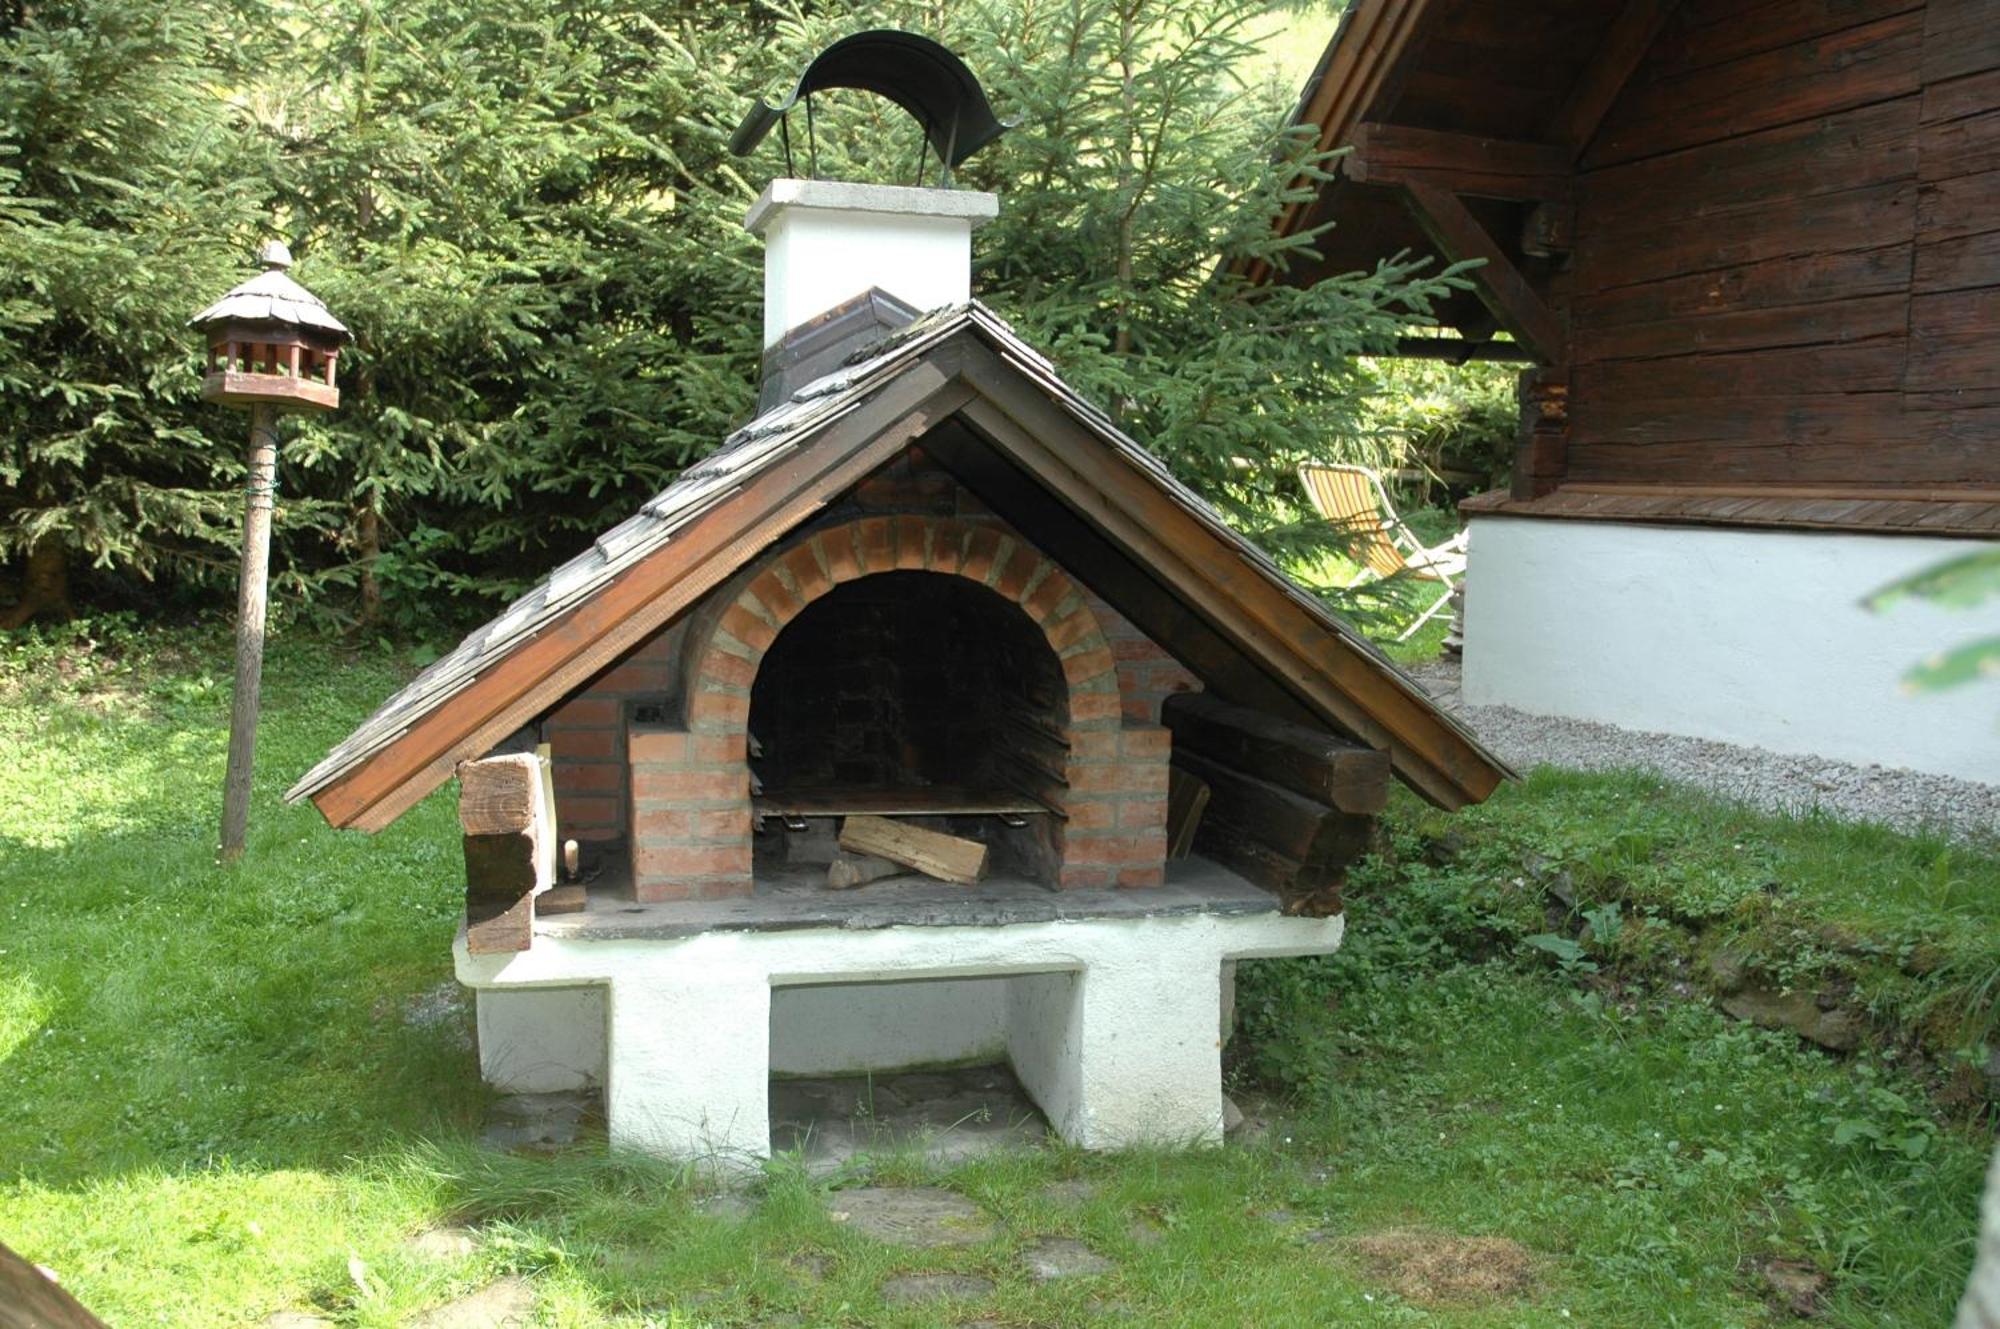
540 625 685 846
540 445 1200 892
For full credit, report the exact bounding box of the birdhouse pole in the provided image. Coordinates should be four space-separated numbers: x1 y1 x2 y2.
220 400 281 861
189 241 350 863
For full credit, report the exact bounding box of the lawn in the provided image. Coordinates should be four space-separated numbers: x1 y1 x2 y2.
0 618 1992 1327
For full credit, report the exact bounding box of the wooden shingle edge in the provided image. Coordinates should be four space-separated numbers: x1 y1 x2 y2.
304 359 974 831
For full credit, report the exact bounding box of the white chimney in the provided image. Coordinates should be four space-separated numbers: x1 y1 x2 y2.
744 179 998 349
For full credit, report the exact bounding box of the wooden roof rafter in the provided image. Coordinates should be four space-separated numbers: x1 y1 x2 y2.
1548 0 1684 157
1243 0 1694 365
1400 182 1565 365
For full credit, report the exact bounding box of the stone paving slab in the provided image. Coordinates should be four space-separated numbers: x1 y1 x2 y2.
826 1187 995 1247
1022 1237 1114 1280
404 1226 480 1260
481 1089 594 1151
882 1272 997 1304
410 1276 535 1329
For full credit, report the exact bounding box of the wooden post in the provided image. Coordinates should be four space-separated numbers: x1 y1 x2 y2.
460 752 553 953
1512 368 1568 500
218 402 279 863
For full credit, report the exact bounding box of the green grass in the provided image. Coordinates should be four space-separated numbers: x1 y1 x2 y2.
1 620 1991 1327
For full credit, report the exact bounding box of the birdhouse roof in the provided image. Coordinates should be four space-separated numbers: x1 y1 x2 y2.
189 268 350 338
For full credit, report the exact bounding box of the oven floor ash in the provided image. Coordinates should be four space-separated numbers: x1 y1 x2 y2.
769 1064 1048 1174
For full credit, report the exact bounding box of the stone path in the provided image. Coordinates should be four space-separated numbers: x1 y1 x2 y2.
1409 657 1999 840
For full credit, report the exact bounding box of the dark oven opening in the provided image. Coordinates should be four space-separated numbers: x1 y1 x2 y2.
748 570 1070 884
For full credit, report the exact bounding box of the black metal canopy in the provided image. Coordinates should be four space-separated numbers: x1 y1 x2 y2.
729 30 1010 176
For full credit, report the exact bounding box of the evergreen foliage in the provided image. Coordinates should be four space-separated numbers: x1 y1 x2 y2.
1 0 1463 629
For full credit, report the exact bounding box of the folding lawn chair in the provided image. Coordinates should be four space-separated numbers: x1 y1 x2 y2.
1298 462 1468 642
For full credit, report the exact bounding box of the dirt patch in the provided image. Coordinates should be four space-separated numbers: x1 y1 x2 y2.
1341 1229 1540 1308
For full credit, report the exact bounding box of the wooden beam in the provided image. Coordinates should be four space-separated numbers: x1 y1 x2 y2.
1173 749 1368 916
1163 692 1391 815
1512 368 1569 500
1402 183 1565 365
1549 0 1681 157
1394 336 1532 363
1174 750 1367 865
310 357 975 831
459 751 552 955
1347 122 1572 201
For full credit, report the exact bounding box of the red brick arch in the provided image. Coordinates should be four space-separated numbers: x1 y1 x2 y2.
626 515 1170 901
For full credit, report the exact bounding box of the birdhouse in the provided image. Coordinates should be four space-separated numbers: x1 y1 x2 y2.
189 241 349 413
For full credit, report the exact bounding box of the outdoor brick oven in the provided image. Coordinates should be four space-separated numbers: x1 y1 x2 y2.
603 509 1176 901
289 46 1506 1164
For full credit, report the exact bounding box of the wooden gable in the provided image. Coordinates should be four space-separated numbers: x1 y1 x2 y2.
291 306 1509 831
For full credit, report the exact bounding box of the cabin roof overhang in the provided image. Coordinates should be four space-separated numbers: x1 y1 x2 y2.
289 303 1510 830
1241 0 1677 363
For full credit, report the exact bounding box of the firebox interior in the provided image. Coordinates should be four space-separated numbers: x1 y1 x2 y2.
748 570 1069 815
747 570 1072 887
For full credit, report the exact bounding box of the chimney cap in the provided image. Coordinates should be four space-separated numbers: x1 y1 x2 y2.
729 29 1012 174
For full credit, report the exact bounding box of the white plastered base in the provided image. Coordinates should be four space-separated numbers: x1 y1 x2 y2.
458 910 1342 1169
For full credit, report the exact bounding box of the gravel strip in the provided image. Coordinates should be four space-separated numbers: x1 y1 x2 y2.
1408 660 2000 843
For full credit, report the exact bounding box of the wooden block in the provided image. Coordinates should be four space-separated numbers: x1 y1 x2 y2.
458 752 541 835
825 853 904 890
463 830 542 904
459 749 552 953
1174 749 1373 869
1162 693 1391 814
539 883 587 915
837 815 989 885
465 892 534 954
1166 766 1210 860
1193 819 1347 918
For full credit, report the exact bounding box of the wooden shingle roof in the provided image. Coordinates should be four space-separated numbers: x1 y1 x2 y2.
291 303 1510 829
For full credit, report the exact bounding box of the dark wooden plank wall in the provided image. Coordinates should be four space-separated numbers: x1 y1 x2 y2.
1390 0 1619 136
1564 0 1999 490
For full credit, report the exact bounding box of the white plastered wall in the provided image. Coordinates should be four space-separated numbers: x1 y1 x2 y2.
1463 517 2000 784
458 910 1343 1168
769 977 1010 1075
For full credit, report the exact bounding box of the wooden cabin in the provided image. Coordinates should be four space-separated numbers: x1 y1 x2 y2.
1256 0 2000 784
